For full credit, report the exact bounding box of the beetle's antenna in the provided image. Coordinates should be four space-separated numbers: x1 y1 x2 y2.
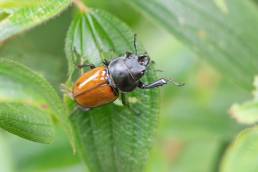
168 78 185 87
133 34 138 55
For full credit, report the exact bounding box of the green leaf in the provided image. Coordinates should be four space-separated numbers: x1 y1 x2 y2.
126 0 258 90
0 59 69 143
0 102 54 143
65 9 159 172
221 127 258 172
0 9 72 88
0 0 71 42
230 76 258 124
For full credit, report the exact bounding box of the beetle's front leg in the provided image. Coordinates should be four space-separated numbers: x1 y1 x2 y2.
103 59 110 66
138 79 168 89
138 78 185 89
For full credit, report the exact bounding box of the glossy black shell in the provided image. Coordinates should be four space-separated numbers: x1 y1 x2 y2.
108 53 150 92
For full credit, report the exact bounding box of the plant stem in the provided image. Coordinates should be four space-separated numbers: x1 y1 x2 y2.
73 0 90 13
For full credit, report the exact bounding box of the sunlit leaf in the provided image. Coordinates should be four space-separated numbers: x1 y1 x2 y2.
0 0 71 42
0 59 70 143
65 9 159 172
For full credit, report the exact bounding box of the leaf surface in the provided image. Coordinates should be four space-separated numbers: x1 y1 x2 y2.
65 9 159 172
0 0 71 42
0 59 68 143
0 102 54 143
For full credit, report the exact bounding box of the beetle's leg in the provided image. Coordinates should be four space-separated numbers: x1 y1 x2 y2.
125 51 133 58
121 93 129 107
138 79 168 89
103 59 110 66
138 78 185 89
78 106 91 112
70 106 91 116
77 63 96 69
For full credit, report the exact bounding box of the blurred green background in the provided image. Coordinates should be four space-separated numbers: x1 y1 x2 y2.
0 0 254 172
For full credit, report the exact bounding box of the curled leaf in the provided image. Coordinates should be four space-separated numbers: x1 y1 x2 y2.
0 59 71 144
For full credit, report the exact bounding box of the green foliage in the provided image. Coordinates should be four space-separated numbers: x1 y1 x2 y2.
0 59 66 143
0 102 54 143
221 127 258 172
65 9 159 172
0 0 71 42
122 1 258 170
0 59 76 149
126 0 258 90
0 0 258 171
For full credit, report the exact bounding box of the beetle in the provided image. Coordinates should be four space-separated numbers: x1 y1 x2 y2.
64 35 184 111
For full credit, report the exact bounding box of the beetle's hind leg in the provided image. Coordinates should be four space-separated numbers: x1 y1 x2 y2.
77 63 96 69
72 48 96 70
72 106 91 113
78 106 91 112
69 106 91 116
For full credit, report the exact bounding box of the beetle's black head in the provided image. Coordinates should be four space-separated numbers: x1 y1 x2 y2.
108 52 150 92
124 52 150 80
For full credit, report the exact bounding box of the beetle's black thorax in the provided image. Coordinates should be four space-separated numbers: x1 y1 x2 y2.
108 53 149 92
